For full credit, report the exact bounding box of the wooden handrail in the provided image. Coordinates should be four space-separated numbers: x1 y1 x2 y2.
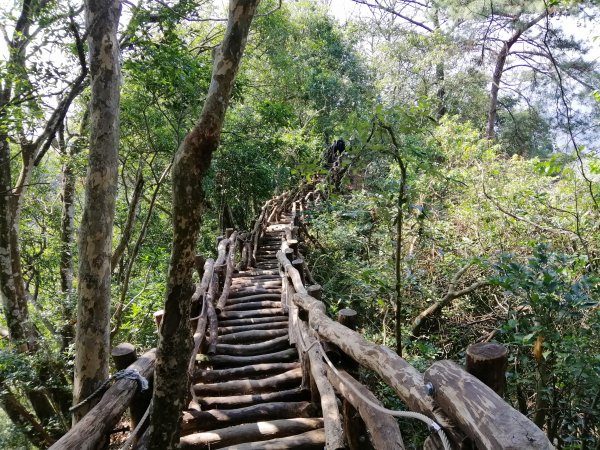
49 349 156 450
272 191 554 449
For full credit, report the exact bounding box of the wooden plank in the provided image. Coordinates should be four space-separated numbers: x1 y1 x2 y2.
218 321 288 336
217 328 288 344
217 316 289 328
221 301 282 312
217 308 286 321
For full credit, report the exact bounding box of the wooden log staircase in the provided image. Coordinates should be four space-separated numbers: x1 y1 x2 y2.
51 188 555 450
180 217 327 449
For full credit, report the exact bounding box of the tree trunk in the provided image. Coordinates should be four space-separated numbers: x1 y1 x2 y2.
485 11 549 140
58 123 82 352
72 0 122 423
148 0 260 448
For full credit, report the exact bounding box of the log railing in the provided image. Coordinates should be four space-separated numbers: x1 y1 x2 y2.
52 223 249 450
48 190 552 450
48 349 156 450
274 195 554 450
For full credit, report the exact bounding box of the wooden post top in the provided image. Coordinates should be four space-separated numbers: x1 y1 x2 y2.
338 308 357 331
466 342 508 360
111 342 137 370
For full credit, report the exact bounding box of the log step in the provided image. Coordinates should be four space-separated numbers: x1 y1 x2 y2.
192 388 310 411
217 328 288 344
221 301 282 312
224 294 281 306
208 348 298 368
218 316 289 328
229 289 281 298
218 320 288 336
179 418 324 450
216 335 290 356
218 308 286 321
193 367 302 396
232 270 278 277
219 428 326 450
181 401 315 435
193 362 300 383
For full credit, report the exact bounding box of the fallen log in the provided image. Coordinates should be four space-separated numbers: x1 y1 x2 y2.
193 368 302 396
207 348 298 368
218 320 288 336
194 388 309 410
180 418 324 450
217 328 288 345
216 335 290 356
326 366 405 450
48 350 156 450
219 428 325 450
181 401 315 435
193 362 300 383
424 360 553 450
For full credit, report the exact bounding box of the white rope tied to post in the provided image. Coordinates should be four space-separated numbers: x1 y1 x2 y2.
69 368 149 413
318 341 453 450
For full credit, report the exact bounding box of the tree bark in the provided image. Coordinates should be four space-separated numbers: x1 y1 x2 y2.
424 360 552 450
149 0 260 447
485 10 549 140
73 0 122 423
180 418 324 450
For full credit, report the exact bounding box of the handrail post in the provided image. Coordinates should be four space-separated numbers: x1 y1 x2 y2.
111 343 151 433
466 342 508 397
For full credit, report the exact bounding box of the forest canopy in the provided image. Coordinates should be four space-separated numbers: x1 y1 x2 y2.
0 0 599 448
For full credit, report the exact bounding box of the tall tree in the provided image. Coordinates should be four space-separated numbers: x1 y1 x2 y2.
148 0 260 447
72 0 122 422
0 0 87 442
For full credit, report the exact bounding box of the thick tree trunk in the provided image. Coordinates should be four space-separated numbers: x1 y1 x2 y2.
72 0 122 423
148 0 260 448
